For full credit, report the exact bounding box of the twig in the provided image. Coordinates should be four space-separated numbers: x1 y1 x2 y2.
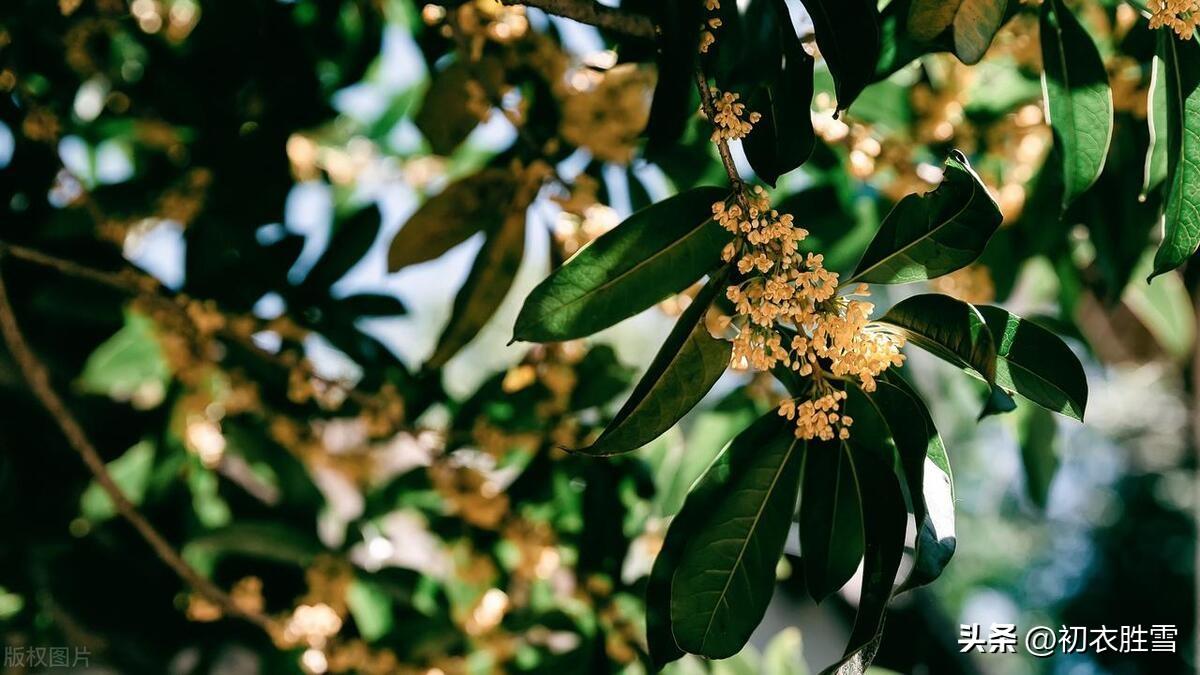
501 0 656 39
694 68 748 195
0 259 277 634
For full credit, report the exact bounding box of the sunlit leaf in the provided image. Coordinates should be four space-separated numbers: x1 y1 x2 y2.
579 272 730 456
387 169 516 272
848 151 1002 285
78 311 171 408
1039 0 1113 210
875 294 998 382
976 305 1088 420
1149 32 1200 280
1143 49 1169 199
80 440 156 523
513 186 731 342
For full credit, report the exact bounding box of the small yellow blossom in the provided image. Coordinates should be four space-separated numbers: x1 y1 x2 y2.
1149 0 1200 38
704 90 761 142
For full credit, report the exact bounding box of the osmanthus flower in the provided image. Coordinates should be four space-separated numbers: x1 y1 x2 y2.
703 89 761 142
1149 0 1200 38
714 187 906 440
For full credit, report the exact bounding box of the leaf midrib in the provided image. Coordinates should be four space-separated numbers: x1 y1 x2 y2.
697 437 801 652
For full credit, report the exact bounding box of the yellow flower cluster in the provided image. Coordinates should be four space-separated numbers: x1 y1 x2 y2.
1150 0 1200 38
705 89 761 142
559 64 655 163
714 187 905 440
700 0 723 53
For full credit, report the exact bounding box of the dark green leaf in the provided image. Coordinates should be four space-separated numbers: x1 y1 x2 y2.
848 151 1002 285
875 293 998 382
800 436 865 603
1017 405 1059 509
882 374 956 593
976 305 1088 420
302 204 381 291
1039 0 1113 210
338 293 408 317
908 0 1008 64
1149 32 1200 280
578 272 731 456
670 414 804 658
798 0 881 111
875 0 955 80
387 169 516 272
742 25 816 186
646 413 788 668
645 0 704 152
512 186 731 342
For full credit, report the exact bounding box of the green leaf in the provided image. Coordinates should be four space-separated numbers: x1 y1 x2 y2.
1149 32 1200 280
975 305 1088 420
426 178 537 369
875 294 998 383
874 375 956 592
78 310 171 408
908 0 1006 64
387 169 516 271
875 0 955 80
1017 405 1058 509
800 436 865 604
670 414 804 658
416 58 501 155
513 187 731 342
798 0 881 111
338 293 408 317
347 578 395 641
302 204 382 291
579 272 731 456
848 151 1002 285
1039 0 1113 210
1143 49 1169 199
647 414 787 669
645 0 703 152
80 440 156 523
818 390 908 675
742 25 816 187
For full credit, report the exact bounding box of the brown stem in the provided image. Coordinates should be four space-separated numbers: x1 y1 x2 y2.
501 0 656 39
0 258 276 634
694 68 747 195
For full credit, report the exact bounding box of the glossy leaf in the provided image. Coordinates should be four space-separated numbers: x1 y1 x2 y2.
646 413 790 668
670 414 803 658
579 272 731 456
1149 32 1200 280
513 186 731 342
876 293 998 382
1039 0 1113 210
818 389 908 675
1143 49 1169 199
798 0 881 111
882 374 956 592
848 151 1002 285
387 169 516 271
876 0 954 80
976 305 1088 420
742 24 816 187
800 437 864 603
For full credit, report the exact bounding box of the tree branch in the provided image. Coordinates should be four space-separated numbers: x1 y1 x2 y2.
0 258 277 634
502 0 657 40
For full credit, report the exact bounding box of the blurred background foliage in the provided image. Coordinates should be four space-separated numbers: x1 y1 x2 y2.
0 0 1193 674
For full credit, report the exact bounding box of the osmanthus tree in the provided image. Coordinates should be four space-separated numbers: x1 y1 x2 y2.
488 0 1196 671
0 0 1196 672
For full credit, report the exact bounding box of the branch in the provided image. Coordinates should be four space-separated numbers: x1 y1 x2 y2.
0 258 277 634
502 0 656 40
